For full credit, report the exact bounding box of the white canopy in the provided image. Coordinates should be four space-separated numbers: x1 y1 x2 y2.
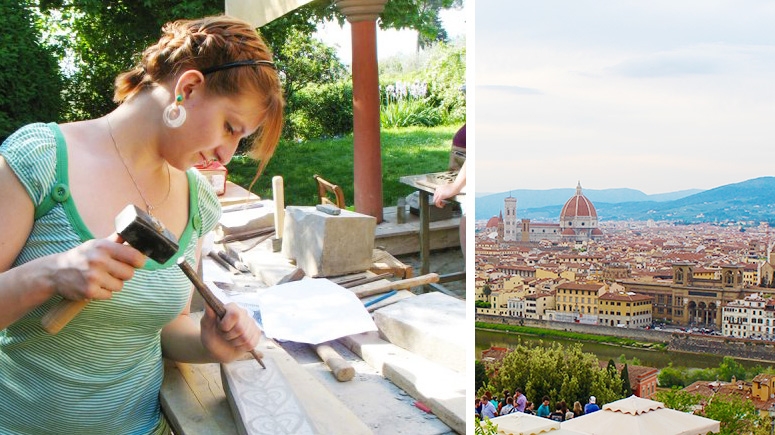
488 413 587 435
561 395 720 435
225 0 315 27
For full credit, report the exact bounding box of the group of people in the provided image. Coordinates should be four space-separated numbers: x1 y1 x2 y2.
475 389 531 419
476 390 602 422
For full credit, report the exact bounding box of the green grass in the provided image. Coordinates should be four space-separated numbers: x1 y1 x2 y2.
475 322 668 350
227 125 457 207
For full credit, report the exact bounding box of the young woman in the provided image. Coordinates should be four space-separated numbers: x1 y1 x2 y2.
0 15 283 434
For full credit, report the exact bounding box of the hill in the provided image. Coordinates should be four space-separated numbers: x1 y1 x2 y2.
476 177 775 224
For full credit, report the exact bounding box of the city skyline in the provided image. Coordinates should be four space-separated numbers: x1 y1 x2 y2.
475 0 775 195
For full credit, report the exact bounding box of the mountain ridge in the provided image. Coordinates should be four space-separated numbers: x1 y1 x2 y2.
475 177 775 224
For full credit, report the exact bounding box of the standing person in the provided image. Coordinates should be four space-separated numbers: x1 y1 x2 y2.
0 15 283 435
584 396 601 414
536 396 552 418
480 395 498 419
448 123 466 171
514 388 528 412
433 160 467 256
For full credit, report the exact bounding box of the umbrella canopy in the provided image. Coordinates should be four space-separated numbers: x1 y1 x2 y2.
489 412 559 435
225 0 314 27
561 396 720 435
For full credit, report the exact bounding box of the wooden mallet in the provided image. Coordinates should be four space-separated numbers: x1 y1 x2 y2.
41 205 266 369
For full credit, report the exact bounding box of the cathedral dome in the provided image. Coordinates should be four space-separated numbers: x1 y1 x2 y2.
560 182 597 219
486 216 501 228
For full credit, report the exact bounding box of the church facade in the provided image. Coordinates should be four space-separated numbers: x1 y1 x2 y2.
486 182 604 244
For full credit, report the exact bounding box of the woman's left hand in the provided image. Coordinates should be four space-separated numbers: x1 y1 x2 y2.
200 303 261 362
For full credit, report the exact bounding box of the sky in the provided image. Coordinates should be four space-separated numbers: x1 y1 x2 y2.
314 4 468 65
475 1 775 195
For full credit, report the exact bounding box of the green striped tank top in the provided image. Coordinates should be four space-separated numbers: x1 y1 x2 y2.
0 123 220 434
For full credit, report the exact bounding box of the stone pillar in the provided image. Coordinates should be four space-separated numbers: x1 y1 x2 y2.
336 0 387 223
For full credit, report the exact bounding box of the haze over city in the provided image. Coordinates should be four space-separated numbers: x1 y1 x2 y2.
475 0 775 196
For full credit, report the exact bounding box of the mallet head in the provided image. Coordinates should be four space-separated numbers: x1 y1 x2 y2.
115 205 179 263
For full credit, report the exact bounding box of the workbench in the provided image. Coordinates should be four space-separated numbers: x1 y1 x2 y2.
160 237 455 434
399 172 466 295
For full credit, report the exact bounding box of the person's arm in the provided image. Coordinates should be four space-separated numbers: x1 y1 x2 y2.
160 241 261 363
433 161 466 208
0 156 145 330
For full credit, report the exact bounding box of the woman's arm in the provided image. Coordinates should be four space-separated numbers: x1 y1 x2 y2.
160 243 261 363
433 161 467 208
0 156 145 330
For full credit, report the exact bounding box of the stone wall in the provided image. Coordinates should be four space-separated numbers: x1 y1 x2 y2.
476 314 775 363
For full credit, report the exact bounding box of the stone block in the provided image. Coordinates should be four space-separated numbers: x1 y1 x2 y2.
372 292 465 373
282 206 376 277
342 331 466 434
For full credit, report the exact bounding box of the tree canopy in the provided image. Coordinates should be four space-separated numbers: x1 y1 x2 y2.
482 341 625 408
4 0 462 133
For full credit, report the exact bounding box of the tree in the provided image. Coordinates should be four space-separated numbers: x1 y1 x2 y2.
717 356 747 382
704 394 768 435
487 341 624 409
658 363 687 388
482 285 492 304
475 360 488 393
0 1 62 140
654 388 699 413
33 0 461 123
620 364 632 397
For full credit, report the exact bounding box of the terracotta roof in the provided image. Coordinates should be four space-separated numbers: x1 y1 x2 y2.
486 216 501 228
560 182 598 218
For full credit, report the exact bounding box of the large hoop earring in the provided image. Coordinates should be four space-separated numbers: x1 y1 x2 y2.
163 95 186 128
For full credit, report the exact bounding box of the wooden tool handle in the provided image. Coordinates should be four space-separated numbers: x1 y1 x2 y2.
41 299 90 334
315 342 355 382
177 258 265 368
351 273 440 298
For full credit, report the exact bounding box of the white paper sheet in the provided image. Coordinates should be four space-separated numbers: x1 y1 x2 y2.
228 278 377 345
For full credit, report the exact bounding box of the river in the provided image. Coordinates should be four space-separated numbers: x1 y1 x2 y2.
476 329 769 370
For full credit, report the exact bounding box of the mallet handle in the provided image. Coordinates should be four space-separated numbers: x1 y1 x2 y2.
41 299 90 334
176 258 266 369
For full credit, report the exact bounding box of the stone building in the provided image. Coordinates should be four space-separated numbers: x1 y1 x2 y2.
721 293 775 339
621 262 748 328
558 182 604 243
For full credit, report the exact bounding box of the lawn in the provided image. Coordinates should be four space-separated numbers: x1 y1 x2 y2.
227 125 459 208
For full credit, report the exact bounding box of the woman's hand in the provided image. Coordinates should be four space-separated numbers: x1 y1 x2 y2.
48 233 146 302
433 183 460 208
200 303 261 362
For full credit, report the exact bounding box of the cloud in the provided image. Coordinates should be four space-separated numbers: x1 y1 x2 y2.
478 85 543 95
609 52 722 78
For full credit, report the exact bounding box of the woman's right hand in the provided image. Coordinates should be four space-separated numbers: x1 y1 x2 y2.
48 233 146 302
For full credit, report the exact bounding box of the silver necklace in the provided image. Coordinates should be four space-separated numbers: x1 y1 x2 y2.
106 116 171 217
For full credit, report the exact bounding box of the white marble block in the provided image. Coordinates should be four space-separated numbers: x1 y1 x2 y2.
282 206 376 277
372 292 466 374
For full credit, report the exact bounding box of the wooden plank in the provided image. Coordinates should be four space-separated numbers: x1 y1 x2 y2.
370 249 413 279
160 360 239 435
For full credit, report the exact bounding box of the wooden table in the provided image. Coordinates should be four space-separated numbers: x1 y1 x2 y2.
399 172 465 293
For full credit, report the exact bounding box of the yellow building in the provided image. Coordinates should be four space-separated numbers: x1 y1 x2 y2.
598 291 653 328
555 282 605 316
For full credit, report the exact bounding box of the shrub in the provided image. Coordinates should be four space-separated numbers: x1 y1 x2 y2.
285 80 353 141
0 2 62 140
